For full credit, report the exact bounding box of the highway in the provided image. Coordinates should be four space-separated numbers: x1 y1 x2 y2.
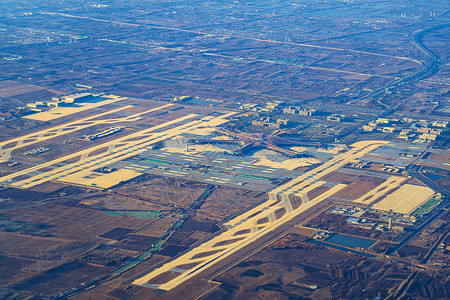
357 23 448 110
328 23 449 145
45 12 421 64
332 23 448 146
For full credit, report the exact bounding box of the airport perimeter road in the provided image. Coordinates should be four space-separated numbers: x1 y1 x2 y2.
132 140 388 291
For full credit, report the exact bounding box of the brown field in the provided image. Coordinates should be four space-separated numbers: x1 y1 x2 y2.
427 152 450 163
405 177 426 186
11 174 32 181
330 176 385 200
3 204 151 241
0 255 37 287
0 161 34 172
289 195 302 210
136 216 178 237
0 187 176 298
112 175 206 209
12 260 114 296
363 154 396 161
79 194 167 211
0 231 64 259
307 185 332 200
30 181 69 193
200 232 405 300
71 254 170 300
319 172 387 201
409 219 446 249
319 171 360 183
0 80 45 98
420 162 450 171
198 188 267 220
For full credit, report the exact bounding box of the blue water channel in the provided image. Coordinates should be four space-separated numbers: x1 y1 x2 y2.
325 234 376 249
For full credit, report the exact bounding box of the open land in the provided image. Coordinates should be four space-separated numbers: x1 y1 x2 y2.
0 0 449 299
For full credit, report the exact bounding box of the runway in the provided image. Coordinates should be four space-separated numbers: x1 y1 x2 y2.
0 106 236 189
0 100 177 161
132 140 388 291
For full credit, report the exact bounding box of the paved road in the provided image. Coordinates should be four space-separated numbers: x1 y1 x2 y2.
357 23 447 109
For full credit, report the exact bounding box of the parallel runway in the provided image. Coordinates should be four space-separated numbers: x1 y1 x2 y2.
0 105 236 189
0 99 427 294
0 101 174 161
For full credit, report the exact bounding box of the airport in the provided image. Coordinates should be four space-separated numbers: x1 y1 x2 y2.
0 94 442 297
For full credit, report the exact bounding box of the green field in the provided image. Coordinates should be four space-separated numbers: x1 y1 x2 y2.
107 210 162 219
143 159 171 165
240 173 271 180
412 197 442 216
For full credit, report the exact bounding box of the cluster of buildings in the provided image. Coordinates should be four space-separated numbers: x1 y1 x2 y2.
168 95 192 102
327 114 348 122
349 161 405 174
363 117 448 143
282 106 317 116
380 165 405 174
313 230 332 240
26 93 94 110
237 102 320 128
83 125 124 141
22 147 50 155
238 101 317 114
330 205 365 218
349 161 371 169
329 204 418 232
238 101 286 112
413 127 444 141
168 95 224 106
252 117 290 129
346 217 379 230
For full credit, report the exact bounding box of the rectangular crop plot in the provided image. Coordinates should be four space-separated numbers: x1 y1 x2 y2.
158 245 189 257
100 227 135 241
114 235 159 252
